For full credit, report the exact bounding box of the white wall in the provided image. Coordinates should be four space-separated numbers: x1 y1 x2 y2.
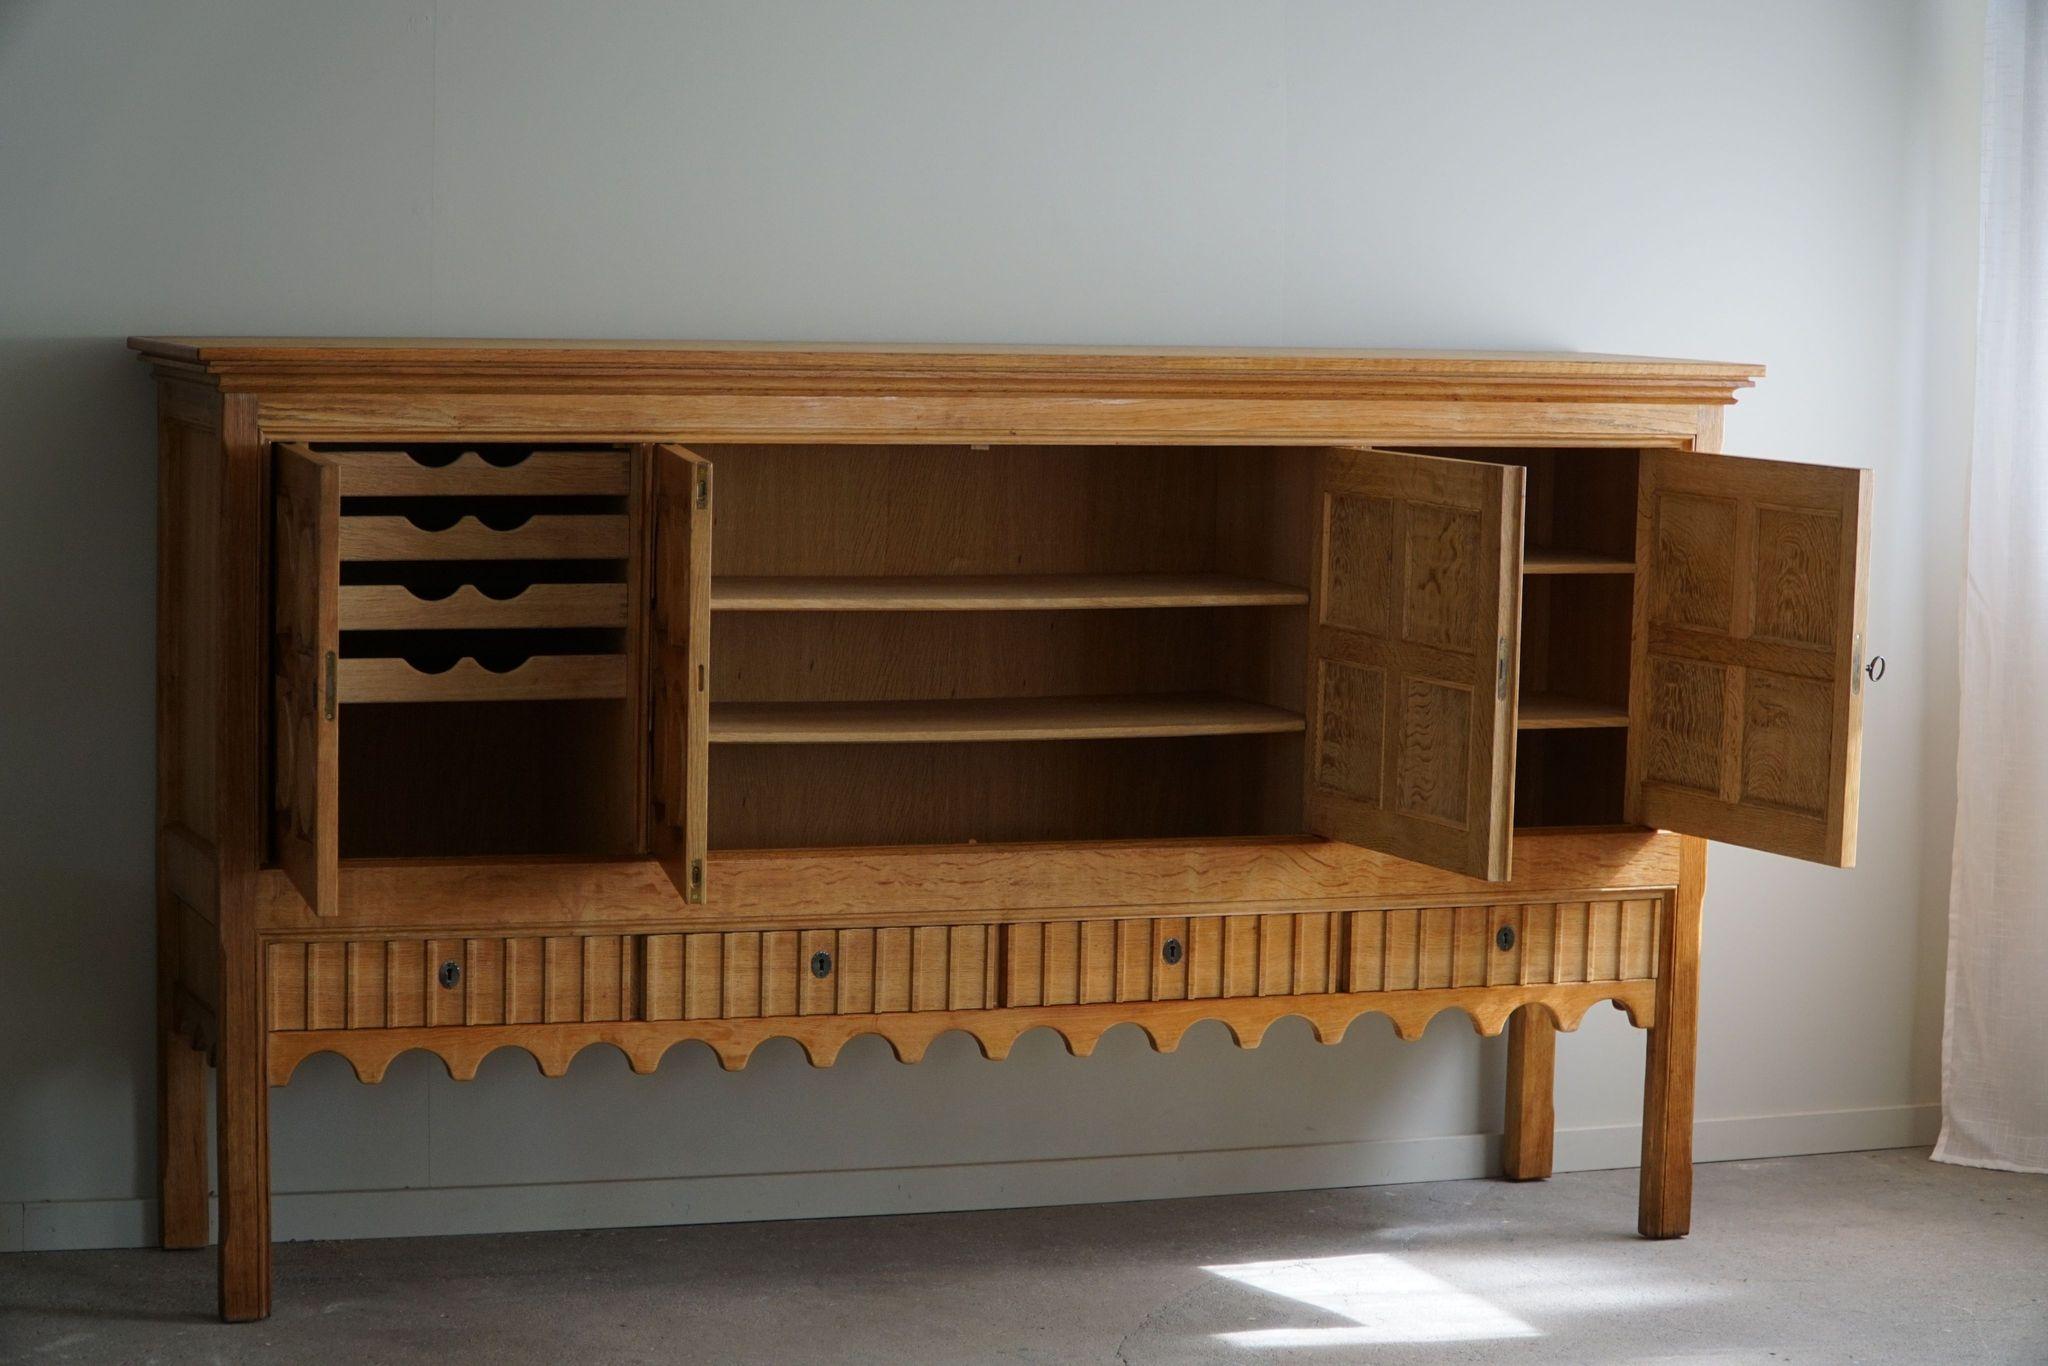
0 0 1981 1250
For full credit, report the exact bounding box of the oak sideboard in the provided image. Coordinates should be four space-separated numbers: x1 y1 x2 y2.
132 338 1872 1321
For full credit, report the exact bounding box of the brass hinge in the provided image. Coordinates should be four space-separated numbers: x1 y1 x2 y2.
1852 632 1864 695
324 650 337 722
688 858 704 903
1496 635 1510 702
695 469 709 510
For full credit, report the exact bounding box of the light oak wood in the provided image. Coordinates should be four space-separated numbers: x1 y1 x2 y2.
339 583 630 630
338 656 630 703
712 573 1308 612
1627 450 1870 865
338 514 627 561
649 444 712 905
137 339 1862 1321
709 694 1306 745
271 444 339 918
1303 448 1523 881
1517 693 1632 730
1502 1006 1556 1180
266 978 1658 1085
330 448 630 497
1523 549 1635 575
1640 836 1705 1237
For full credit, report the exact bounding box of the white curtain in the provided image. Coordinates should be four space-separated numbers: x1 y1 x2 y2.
1939 0 2048 1174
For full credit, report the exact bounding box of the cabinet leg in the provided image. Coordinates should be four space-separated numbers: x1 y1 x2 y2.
1639 837 1705 1239
216 947 272 1322
158 892 211 1249
157 1021 211 1249
1502 1006 1556 1181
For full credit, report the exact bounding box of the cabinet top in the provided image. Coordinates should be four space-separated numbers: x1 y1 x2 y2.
129 338 1761 404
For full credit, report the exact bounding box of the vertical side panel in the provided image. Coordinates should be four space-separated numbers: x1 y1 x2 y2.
1383 909 1419 990
682 933 722 1019
580 936 623 1023
1188 917 1224 999
1079 921 1117 1004
271 444 339 916
1005 924 1044 1008
721 932 762 1018
465 939 505 1026
1116 920 1152 1003
949 925 987 1010
874 927 913 1012
760 931 799 1017
836 928 875 1014
640 934 683 1022
266 944 306 1032
346 941 386 1029
648 446 713 902
305 943 345 1031
1152 917 1189 1001
505 938 544 1024
1042 922 1080 1006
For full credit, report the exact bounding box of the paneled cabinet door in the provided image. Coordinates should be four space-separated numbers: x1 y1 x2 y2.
646 444 713 903
272 443 340 916
1627 449 1871 865
1303 448 1525 881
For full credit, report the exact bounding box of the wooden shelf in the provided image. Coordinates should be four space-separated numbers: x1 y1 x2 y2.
1517 693 1631 730
711 573 1309 612
1523 549 1637 575
339 583 630 630
710 693 1306 744
339 655 630 704
339 514 628 562
334 449 630 498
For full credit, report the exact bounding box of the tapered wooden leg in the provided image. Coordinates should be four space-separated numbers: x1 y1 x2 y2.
1639 837 1705 1239
216 938 272 1321
1502 1006 1556 1180
158 888 212 1249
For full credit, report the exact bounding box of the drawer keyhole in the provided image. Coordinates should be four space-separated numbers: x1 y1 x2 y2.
1161 937 1184 966
1495 926 1516 952
810 950 834 980
437 960 463 989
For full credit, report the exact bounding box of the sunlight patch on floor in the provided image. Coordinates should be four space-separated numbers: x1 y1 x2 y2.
1204 1252 1541 1348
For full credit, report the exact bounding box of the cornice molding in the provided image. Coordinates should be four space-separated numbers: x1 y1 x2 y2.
129 338 1763 406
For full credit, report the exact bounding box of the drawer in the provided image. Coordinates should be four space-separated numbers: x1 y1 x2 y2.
266 898 1664 1034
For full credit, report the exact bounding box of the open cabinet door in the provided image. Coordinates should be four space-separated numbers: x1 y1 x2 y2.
1303 448 1524 881
1627 450 1871 865
648 444 712 903
272 443 339 916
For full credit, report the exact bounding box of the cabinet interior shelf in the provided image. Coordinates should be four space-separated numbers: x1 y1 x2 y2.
709 693 1306 744
710 573 1309 612
1523 549 1637 575
1517 692 1631 730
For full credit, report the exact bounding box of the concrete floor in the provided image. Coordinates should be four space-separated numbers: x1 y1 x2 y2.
2 1148 2043 1364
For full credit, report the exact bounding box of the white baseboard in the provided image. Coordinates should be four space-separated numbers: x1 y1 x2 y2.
5 1103 1940 1253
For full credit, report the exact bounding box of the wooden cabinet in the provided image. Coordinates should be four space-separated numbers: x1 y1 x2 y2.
135 339 1868 1321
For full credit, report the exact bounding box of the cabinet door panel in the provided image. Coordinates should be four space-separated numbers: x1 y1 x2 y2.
272 443 340 916
1304 448 1524 880
1627 449 1870 865
648 444 712 902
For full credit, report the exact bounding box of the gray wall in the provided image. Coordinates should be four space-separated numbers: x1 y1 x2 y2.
0 0 1981 1249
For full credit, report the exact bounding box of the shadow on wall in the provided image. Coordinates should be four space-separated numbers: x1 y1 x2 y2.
0 338 159 1204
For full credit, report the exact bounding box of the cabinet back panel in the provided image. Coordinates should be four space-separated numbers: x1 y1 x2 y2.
339 700 635 858
1515 729 1629 828
709 734 1301 850
712 608 1246 703
699 444 1225 577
